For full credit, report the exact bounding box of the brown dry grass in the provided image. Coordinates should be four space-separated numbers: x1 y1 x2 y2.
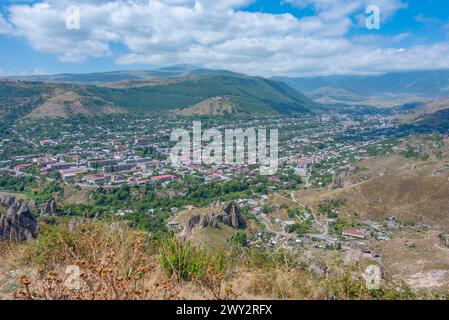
25 89 124 120
293 156 449 228
175 96 238 116
1 220 447 300
2 222 239 300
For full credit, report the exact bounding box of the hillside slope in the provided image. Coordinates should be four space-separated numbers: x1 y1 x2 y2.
174 96 241 116
300 156 449 227
399 99 449 122
0 81 125 121
0 73 316 122
26 88 125 119
276 69 449 107
3 65 241 84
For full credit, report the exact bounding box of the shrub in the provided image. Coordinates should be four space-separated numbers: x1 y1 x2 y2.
231 231 247 247
158 238 210 282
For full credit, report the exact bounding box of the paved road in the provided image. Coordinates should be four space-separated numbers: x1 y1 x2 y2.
290 193 331 241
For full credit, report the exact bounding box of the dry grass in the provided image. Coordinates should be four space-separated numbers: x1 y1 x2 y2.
2 221 239 300
1 220 447 300
25 89 124 120
175 96 238 116
294 155 449 227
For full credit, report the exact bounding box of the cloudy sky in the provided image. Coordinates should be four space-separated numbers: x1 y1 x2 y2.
0 0 448 77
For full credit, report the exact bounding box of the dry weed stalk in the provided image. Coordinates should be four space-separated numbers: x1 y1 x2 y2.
13 222 182 300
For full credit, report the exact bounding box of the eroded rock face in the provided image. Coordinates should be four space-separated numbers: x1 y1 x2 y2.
187 215 201 230
28 198 37 212
201 214 219 229
181 202 246 238
0 201 39 241
40 199 58 216
219 202 245 229
0 194 16 207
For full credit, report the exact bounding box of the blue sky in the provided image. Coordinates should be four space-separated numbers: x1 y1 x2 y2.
0 0 448 76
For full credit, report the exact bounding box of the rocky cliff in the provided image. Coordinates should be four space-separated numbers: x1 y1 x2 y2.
0 195 39 241
181 201 246 238
40 199 58 216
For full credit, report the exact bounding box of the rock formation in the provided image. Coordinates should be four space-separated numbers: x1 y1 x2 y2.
219 202 245 229
0 200 39 241
40 199 58 216
28 198 37 212
0 193 16 207
181 201 245 238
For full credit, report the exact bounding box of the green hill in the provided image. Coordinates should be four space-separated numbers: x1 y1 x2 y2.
89 75 316 115
413 108 449 133
0 73 316 125
3 65 243 84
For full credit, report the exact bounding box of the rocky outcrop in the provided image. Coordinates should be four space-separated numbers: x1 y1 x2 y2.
201 214 219 229
40 199 58 216
431 164 449 177
332 170 355 189
0 194 16 207
27 198 37 212
219 202 245 229
187 215 201 230
0 201 39 241
181 202 245 238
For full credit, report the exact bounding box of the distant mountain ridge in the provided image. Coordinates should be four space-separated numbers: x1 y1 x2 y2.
0 69 317 122
2 65 243 84
275 69 449 107
7 66 449 108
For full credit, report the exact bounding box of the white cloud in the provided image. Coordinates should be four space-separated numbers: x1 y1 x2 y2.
0 67 48 76
0 12 17 35
0 0 448 76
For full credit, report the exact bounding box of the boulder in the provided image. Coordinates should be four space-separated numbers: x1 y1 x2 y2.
405 241 416 248
180 215 201 238
0 201 39 241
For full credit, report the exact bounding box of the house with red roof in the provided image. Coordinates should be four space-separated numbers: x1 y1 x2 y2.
151 174 176 183
342 229 368 239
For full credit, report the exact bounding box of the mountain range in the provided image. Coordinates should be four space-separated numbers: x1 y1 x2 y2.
2 66 449 124
0 66 316 123
275 69 449 107
3 64 241 84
